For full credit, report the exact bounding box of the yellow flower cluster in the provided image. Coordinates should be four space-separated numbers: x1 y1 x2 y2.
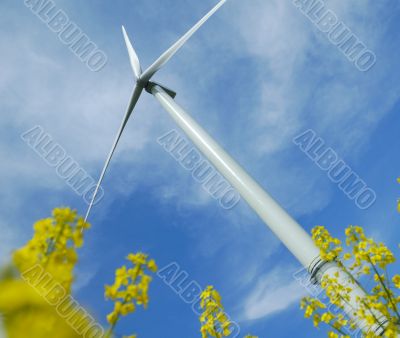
12 207 90 292
301 279 356 337
345 226 395 271
300 297 326 323
301 225 400 337
0 208 91 338
199 286 232 338
312 226 342 261
321 274 353 306
393 275 400 289
327 332 348 338
104 252 157 338
198 286 259 338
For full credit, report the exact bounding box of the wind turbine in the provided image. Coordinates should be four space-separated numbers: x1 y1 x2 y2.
84 0 226 221
85 1 390 335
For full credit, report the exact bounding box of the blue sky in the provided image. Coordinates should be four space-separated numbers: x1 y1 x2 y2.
0 0 400 337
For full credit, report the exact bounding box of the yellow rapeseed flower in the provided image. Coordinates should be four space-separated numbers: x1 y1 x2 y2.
104 252 157 338
303 223 400 337
0 208 91 338
199 286 232 338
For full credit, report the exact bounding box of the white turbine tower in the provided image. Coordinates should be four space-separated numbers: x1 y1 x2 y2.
85 1 390 335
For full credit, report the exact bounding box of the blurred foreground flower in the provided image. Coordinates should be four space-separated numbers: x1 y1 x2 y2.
13 207 90 291
0 207 92 338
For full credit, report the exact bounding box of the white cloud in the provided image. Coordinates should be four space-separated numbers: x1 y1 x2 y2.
73 264 99 292
241 265 307 321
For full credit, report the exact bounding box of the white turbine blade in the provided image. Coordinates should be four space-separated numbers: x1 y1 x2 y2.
85 85 144 221
140 0 226 83
122 25 142 79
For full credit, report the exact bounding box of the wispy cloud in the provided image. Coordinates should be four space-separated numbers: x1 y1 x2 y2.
241 265 306 321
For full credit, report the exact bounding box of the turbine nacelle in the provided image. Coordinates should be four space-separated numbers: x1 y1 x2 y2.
145 81 176 99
